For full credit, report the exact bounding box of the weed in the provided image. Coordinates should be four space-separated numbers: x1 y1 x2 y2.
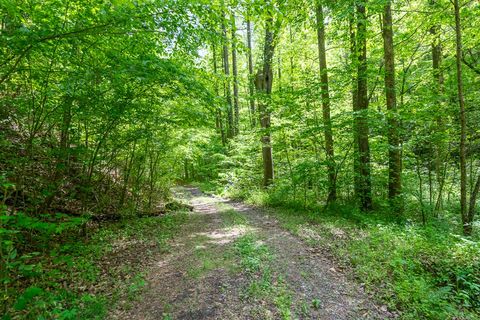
239 189 480 319
233 234 293 318
311 298 321 310
1 210 187 319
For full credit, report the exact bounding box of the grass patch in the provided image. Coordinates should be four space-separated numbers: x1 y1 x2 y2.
233 234 293 319
218 206 248 227
236 190 480 320
186 246 228 279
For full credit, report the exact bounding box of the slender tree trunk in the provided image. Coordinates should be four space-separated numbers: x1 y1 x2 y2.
415 158 426 225
289 26 295 92
454 0 469 235
277 54 282 92
315 2 336 204
382 1 402 208
246 16 256 128
221 9 233 139
467 174 480 234
355 3 372 211
256 5 278 187
349 16 361 200
430 0 446 213
231 14 240 136
431 20 445 186
212 45 226 146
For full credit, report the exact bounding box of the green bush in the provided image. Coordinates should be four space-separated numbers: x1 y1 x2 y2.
233 186 480 319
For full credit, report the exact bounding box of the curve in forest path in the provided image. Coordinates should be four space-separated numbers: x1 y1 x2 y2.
110 186 392 320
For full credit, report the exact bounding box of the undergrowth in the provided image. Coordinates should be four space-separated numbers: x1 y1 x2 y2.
1 208 187 319
198 181 480 319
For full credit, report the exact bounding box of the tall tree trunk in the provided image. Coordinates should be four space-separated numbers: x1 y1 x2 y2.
256 4 279 187
453 0 469 235
231 14 240 136
382 1 402 208
349 15 361 200
431 15 445 183
430 0 446 213
246 16 256 128
221 9 233 139
315 2 336 204
355 2 372 211
213 44 226 146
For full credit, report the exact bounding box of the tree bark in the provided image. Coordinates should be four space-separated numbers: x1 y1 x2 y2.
231 14 240 136
453 0 469 235
256 3 279 187
349 16 361 200
355 3 372 211
212 44 226 146
221 9 233 139
466 174 480 235
246 16 256 128
430 0 445 213
315 2 336 204
382 1 402 207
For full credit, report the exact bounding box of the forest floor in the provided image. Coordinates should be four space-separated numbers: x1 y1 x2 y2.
109 186 392 320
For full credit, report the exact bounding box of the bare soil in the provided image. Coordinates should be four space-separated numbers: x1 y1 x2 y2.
109 186 393 320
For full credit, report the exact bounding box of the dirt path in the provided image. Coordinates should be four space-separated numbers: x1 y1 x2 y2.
110 187 391 320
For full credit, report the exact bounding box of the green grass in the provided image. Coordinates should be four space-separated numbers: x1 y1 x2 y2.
233 234 293 319
1 211 188 319
233 189 480 320
186 246 226 279
218 206 248 227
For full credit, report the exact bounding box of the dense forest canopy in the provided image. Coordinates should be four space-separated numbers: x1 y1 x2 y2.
1 0 480 318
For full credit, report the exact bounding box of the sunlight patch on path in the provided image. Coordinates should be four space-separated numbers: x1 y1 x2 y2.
193 225 255 245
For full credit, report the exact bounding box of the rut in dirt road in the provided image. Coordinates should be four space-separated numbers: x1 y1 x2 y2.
111 187 392 320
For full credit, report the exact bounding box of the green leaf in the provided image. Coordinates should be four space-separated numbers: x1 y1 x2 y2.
14 286 44 311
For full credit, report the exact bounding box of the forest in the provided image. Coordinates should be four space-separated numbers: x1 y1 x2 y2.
1 0 480 319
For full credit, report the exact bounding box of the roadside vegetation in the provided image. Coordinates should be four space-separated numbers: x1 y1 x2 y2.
195 181 480 319
1 206 187 319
